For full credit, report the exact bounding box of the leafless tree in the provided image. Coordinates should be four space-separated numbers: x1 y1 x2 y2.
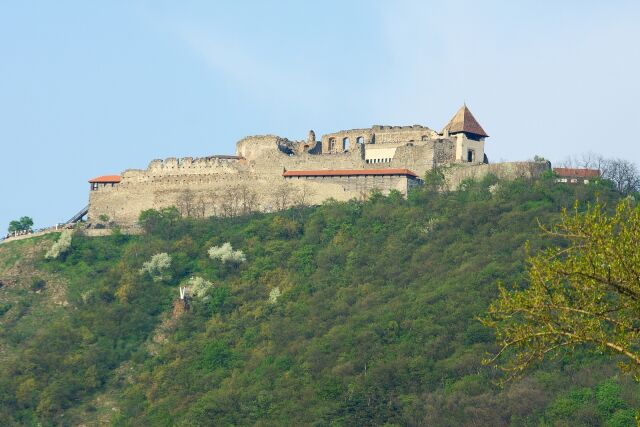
579 152 607 172
177 190 196 217
194 194 207 218
236 184 260 215
271 183 293 211
602 158 640 194
292 183 316 208
219 187 240 217
205 190 220 217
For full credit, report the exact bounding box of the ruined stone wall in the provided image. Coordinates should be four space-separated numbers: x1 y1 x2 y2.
86 125 548 227
88 137 378 225
370 125 439 144
88 171 357 225
283 175 419 197
443 161 551 190
320 125 440 153
87 133 460 226
321 129 372 153
386 140 455 176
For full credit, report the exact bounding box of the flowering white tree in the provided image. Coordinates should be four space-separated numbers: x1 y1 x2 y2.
269 287 281 304
208 242 246 264
140 253 172 282
187 276 214 298
45 229 73 259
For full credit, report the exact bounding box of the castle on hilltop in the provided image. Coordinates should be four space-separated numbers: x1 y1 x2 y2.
87 105 549 226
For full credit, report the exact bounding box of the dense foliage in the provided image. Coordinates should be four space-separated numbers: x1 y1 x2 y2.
7 216 33 233
483 199 640 380
0 175 638 426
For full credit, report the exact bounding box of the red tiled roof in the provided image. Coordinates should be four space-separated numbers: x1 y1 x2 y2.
283 168 418 178
553 168 601 178
89 175 121 183
441 105 489 138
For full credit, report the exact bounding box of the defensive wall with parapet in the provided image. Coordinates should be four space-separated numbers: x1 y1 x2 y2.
87 107 550 227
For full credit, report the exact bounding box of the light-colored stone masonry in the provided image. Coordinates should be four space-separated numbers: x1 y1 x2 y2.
88 114 550 226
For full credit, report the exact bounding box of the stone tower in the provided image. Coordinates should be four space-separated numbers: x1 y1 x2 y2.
441 105 488 164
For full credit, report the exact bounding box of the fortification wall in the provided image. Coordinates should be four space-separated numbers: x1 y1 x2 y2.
87 133 456 226
86 120 547 227
284 175 419 196
320 125 440 153
321 129 372 153
371 126 439 144
88 159 551 226
443 161 551 190
88 170 366 225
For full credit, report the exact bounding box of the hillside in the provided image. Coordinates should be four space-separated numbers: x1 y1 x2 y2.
1 174 638 426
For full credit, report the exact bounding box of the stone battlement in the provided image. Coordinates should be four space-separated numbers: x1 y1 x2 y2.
87 105 548 226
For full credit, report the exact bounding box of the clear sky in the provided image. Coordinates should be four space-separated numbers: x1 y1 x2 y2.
1 1 639 229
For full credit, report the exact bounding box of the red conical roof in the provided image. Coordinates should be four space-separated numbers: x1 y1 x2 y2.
441 105 489 138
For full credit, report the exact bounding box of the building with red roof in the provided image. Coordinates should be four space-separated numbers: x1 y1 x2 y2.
553 168 600 184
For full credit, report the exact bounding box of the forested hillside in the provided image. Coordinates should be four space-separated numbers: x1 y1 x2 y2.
0 174 638 426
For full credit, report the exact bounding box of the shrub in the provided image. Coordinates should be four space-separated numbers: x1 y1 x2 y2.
269 287 281 304
140 253 172 282
0 303 11 316
8 216 33 233
187 276 214 299
30 277 46 292
45 230 73 259
208 243 246 264
138 207 180 236
595 380 626 416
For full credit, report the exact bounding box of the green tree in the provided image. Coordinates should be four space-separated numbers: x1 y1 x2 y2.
423 167 446 192
482 199 640 380
8 216 34 233
138 207 180 235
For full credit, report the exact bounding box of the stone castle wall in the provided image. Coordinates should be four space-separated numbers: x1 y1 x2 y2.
443 161 551 190
87 126 548 226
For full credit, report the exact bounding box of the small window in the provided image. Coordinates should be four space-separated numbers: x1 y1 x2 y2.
356 136 364 145
421 135 428 141
343 137 350 151
467 149 475 162
329 138 336 151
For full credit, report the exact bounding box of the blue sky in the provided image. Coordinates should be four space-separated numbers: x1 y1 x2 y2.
1 1 639 229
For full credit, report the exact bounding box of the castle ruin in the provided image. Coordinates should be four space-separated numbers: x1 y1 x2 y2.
87 105 549 226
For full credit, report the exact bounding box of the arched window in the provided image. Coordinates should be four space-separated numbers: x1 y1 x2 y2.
343 137 350 151
356 136 364 145
421 135 428 141
329 138 336 151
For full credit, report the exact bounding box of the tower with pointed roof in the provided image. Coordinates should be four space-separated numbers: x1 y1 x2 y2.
441 104 489 164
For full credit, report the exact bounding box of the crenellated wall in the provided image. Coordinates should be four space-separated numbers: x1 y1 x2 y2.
87 124 548 227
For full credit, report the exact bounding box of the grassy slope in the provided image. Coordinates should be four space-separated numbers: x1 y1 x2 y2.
0 176 638 426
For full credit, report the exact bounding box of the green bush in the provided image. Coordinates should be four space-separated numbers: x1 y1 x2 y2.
29 277 46 292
